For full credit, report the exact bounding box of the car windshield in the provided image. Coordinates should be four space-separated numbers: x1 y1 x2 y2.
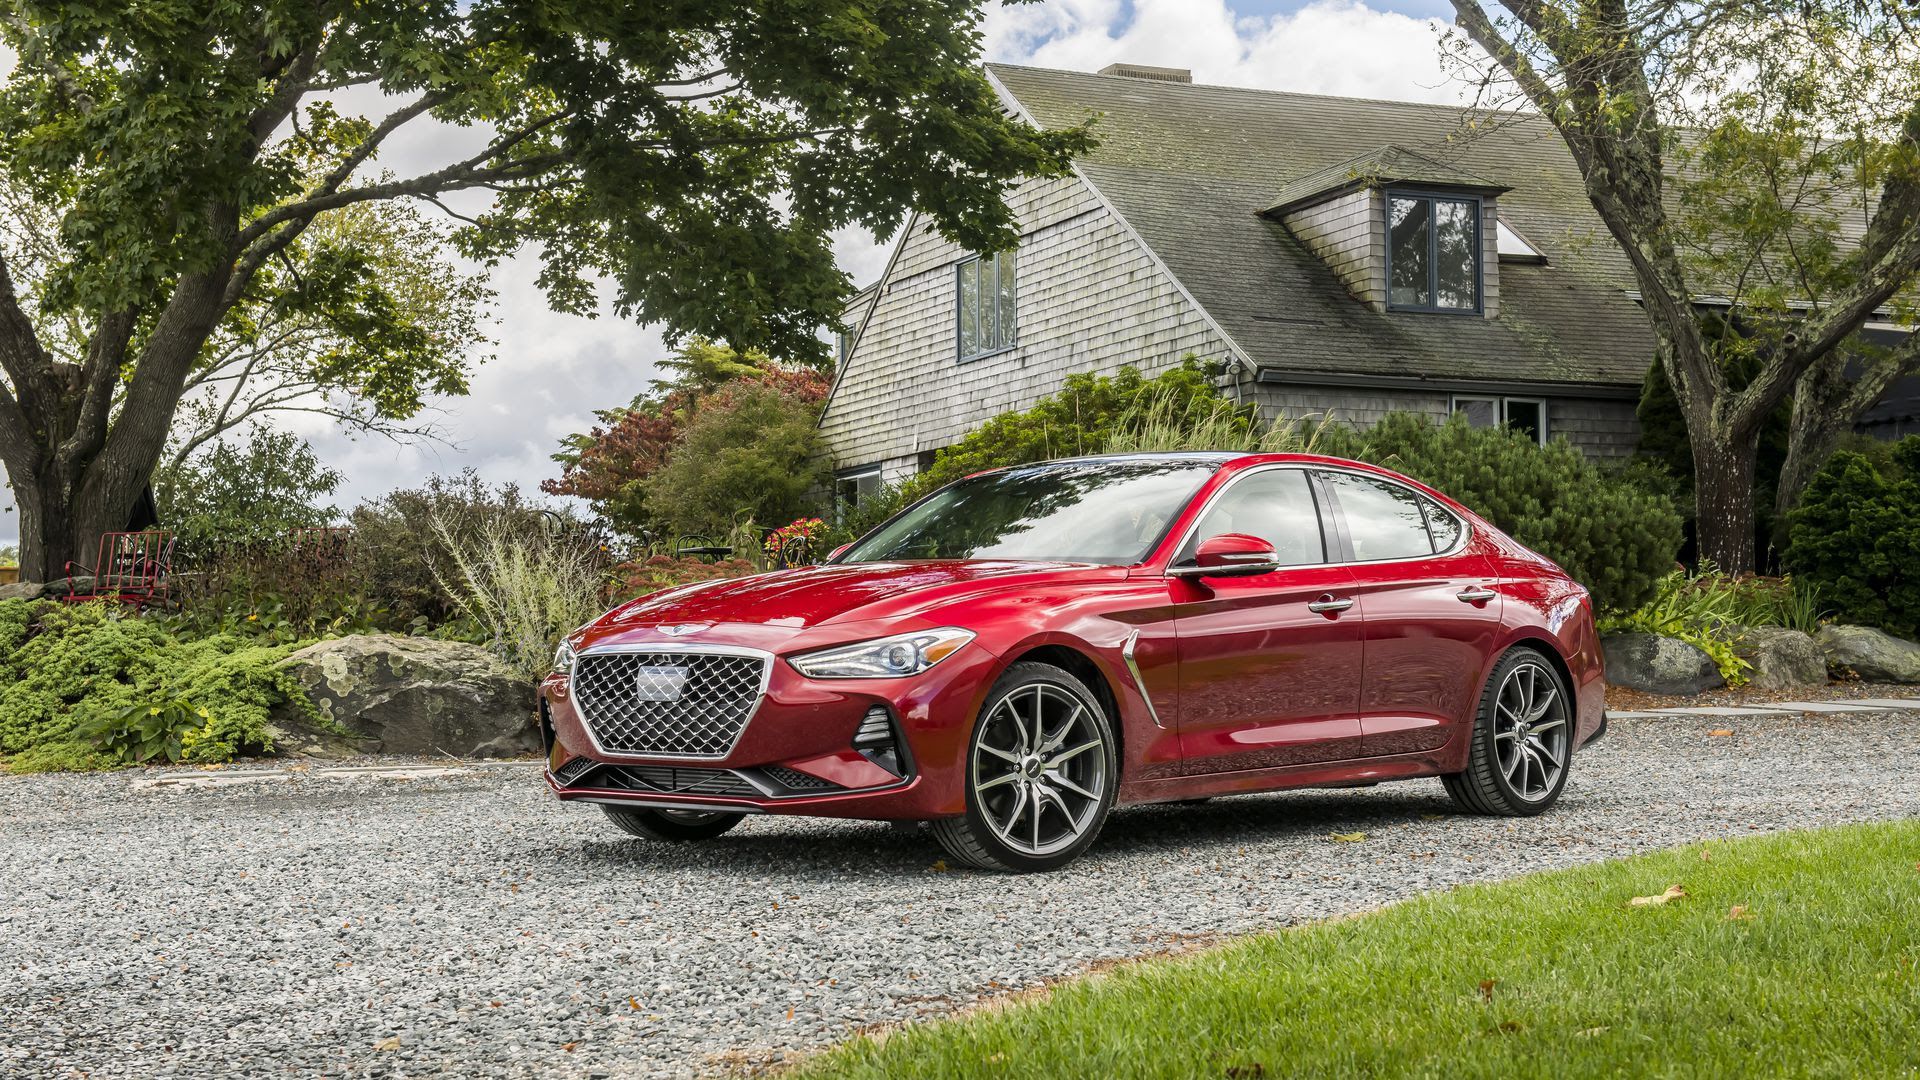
840 460 1217 565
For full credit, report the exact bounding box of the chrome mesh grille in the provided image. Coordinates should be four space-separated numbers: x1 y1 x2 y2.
573 650 767 757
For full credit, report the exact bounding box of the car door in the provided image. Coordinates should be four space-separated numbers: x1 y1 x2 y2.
1170 466 1366 773
1314 469 1505 758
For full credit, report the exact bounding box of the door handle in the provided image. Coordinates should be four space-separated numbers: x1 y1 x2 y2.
1457 586 1497 604
1306 595 1354 614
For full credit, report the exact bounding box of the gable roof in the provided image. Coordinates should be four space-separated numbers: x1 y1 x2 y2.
1264 144 1508 215
985 63 1658 390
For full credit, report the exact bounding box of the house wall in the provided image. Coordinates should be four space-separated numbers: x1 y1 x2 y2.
1280 190 1501 318
1252 383 1639 459
819 173 1235 471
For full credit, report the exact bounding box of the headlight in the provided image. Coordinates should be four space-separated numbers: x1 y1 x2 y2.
553 638 578 676
790 628 975 679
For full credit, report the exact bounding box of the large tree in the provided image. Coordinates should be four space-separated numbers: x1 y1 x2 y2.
0 1 1087 581
1449 0 1920 573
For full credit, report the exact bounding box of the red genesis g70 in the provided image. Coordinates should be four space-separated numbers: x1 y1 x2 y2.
540 453 1606 872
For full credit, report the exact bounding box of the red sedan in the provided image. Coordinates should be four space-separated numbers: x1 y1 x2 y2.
540 453 1605 872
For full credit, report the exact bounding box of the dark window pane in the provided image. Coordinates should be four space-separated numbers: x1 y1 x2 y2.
1421 497 1463 553
957 260 978 357
979 257 999 349
1433 199 1478 309
843 461 1215 564
996 250 1017 345
1505 399 1544 444
1455 397 1499 428
1388 196 1432 308
1187 469 1325 566
1324 472 1434 562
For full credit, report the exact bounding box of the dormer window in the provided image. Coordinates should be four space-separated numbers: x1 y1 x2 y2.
1496 220 1546 263
1387 192 1481 313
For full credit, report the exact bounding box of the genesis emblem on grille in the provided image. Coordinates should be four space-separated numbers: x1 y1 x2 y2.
631 666 689 702
573 648 769 757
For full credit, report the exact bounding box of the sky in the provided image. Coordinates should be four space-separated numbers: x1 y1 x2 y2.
0 0 1479 549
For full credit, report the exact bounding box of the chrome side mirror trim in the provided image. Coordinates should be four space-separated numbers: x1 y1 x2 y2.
1166 553 1283 579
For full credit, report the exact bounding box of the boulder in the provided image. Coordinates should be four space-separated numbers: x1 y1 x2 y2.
1734 627 1829 689
1602 632 1725 696
272 635 538 758
1815 625 1920 684
0 580 50 602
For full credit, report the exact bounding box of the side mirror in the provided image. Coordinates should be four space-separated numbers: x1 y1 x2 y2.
827 543 851 562
1171 533 1282 578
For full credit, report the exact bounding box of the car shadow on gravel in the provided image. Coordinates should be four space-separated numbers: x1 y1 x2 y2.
545 783 1506 879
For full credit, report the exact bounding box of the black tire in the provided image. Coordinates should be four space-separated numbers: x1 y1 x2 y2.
601 804 744 841
1443 646 1574 816
931 661 1119 873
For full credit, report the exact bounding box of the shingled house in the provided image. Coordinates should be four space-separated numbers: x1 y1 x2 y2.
817 62 1859 500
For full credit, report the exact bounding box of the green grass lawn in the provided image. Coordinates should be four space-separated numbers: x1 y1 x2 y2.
799 821 1920 1079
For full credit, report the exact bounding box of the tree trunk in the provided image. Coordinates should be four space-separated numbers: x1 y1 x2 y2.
10 459 77 583
1776 353 1856 524
1691 430 1759 575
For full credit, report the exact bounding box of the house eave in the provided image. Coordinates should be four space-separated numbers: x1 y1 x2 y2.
1254 367 1641 400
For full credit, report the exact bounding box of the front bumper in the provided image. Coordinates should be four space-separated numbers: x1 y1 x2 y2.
538 638 1001 820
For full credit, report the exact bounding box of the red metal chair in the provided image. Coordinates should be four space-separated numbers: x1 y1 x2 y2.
64 531 176 610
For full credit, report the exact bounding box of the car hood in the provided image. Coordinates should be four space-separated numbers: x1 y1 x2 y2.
587 560 1121 643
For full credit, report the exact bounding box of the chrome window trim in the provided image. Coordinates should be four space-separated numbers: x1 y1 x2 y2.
571 642 775 761
1120 629 1168 729
1163 462 1470 577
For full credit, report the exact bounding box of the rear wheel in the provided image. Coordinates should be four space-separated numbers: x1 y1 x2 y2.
931 662 1118 873
601 805 744 841
1443 647 1573 816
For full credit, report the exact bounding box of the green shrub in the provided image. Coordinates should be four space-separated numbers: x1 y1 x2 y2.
0 599 324 772
1596 566 1753 684
154 425 343 558
1318 413 1684 612
916 360 1236 491
346 471 554 628
430 513 612 679
1785 438 1920 639
642 378 833 538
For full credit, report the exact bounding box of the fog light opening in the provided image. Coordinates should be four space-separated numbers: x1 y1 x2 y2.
853 705 911 779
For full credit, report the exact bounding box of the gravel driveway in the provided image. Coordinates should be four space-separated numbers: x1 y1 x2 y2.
4 709 1917 1079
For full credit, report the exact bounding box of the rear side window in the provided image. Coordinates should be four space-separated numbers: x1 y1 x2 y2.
1183 468 1326 566
1320 472 1437 562
1421 497 1463 552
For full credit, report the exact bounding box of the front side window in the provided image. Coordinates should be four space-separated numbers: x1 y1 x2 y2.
957 250 1017 360
1452 395 1546 446
1178 468 1326 567
1320 472 1439 562
1387 193 1480 312
841 461 1213 565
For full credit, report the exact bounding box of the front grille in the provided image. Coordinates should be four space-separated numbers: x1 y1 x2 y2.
573 650 767 757
592 764 762 798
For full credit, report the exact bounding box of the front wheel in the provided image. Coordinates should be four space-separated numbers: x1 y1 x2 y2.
931 661 1118 872
1443 647 1573 816
601 805 744 841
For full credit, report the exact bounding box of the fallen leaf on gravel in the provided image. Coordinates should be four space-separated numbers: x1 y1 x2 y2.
1726 905 1754 921
1478 979 1498 1002
930 860 949 872
630 998 640 1011
1329 832 1367 843
1708 729 1734 737
374 1038 401 1052
1422 813 1446 821
562 1042 578 1053
1627 884 1688 907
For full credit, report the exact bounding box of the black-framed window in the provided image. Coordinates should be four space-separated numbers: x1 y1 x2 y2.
834 467 883 519
1386 192 1481 313
1452 394 1546 446
956 250 1016 360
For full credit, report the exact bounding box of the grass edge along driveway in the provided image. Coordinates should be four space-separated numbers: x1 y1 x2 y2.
797 820 1920 1079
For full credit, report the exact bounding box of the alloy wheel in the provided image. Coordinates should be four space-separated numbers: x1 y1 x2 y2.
1491 660 1570 801
968 683 1110 857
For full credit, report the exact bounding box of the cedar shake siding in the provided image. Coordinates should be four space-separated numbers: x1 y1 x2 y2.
818 171 1236 471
